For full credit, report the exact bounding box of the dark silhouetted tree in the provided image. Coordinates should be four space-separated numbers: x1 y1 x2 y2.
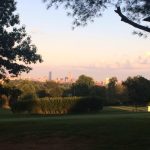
43 0 150 35
72 75 95 96
115 84 129 104
90 85 106 98
106 77 118 105
123 76 150 106
0 0 42 80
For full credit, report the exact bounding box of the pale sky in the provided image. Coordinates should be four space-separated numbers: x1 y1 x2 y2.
16 0 150 81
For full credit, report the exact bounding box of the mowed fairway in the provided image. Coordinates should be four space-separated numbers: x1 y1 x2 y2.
0 107 150 150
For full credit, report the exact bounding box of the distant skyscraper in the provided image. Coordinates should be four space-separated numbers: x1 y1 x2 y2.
49 72 52 81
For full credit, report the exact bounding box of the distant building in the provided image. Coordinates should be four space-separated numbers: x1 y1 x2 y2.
65 76 69 82
49 72 52 81
55 72 75 84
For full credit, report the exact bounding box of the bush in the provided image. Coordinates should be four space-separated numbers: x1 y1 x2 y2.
70 97 103 113
11 101 29 113
11 96 103 114
20 93 38 101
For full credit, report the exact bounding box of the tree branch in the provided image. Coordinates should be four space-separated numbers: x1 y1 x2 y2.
114 7 150 33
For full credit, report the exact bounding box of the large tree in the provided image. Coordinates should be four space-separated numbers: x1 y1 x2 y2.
0 0 42 80
43 0 150 34
106 77 118 104
71 75 95 96
123 76 150 105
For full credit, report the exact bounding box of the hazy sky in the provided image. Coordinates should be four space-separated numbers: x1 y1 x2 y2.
16 0 150 81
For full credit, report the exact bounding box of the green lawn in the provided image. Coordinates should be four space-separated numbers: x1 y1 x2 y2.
0 107 150 150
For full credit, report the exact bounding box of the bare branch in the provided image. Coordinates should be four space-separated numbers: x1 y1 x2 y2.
115 7 150 33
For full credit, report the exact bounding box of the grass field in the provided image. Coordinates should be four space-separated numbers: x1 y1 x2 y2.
0 106 150 150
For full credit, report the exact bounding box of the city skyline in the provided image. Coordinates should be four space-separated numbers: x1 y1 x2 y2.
16 0 150 81
18 71 115 87
19 70 145 85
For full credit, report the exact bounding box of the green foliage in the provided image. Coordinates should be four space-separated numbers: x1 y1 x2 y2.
71 75 95 96
43 81 64 97
115 84 129 104
70 97 103 113
90 85 106 97
11 100 33 113
76 75 95 87
123 76 150 105
0 0 42 80
36 89 48 98
0 82 22 107
11 97 103 114
20 93 38 101
36 81 64 98
106 77 118 105
3 75 150 109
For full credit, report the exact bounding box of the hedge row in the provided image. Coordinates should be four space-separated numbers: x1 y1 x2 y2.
11 97 103 114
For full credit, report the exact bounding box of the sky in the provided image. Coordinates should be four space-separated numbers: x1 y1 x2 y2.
16 0 150 81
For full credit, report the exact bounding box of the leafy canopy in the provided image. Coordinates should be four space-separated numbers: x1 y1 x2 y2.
43 0 150 35
0 0 42 80
123 76 150 104
72 75 95 96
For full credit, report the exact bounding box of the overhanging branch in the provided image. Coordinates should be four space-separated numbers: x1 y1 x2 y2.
114 7 150 33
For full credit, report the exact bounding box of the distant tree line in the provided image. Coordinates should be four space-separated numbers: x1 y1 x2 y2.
0 75 150 111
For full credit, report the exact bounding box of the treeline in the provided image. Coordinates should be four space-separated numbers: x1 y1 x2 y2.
70 75 150 106
0 75 150 113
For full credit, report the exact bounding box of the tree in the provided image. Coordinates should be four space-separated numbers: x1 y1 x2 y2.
123 76 150 105
115 84 129 104
106 77 118 105
44 81 63 97
90 85 106 98
0 0 42 80
43 0 150 35
0 82 22 108
71 75 95 96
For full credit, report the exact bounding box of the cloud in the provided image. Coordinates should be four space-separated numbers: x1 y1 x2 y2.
21 51 150 81
71 55 150 71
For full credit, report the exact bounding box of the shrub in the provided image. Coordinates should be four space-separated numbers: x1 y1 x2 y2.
20 93 38 101
11 101 29 113
11 96 103 114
